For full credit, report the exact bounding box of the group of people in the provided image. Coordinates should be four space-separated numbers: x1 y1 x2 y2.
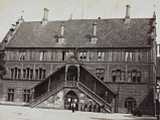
69 102 104 113
70 102 77 112
65 98 105 113
80 103 104 113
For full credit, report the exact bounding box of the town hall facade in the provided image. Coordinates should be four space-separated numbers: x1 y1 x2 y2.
0 5 157 115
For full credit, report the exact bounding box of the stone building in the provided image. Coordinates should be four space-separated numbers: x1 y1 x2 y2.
0 5 157 115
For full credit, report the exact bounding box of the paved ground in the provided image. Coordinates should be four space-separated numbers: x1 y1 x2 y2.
0 105 156 120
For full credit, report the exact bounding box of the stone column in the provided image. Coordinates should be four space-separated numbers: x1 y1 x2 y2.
64 65 68 86
125 64 128 82
114 95 119 113
77 64 80 82
31 88 35 101
77 64 80 87
48 78 51 91
33 64 35 80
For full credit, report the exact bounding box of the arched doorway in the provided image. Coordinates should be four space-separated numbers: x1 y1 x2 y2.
67 66 78 81
125 97 136 113
64 91 79 110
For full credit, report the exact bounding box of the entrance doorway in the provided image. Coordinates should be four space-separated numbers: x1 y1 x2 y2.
64 91 79 110
125 97 136 113
67 66 78 81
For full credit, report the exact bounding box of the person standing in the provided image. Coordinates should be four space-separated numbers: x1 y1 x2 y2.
71 102 76 112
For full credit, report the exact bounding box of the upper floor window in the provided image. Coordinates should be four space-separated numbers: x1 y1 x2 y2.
10 67 21 80
112 69 125 82
40 51 45 61
35 68 46 80
135 51 142 62
63 51 74 60
97 51 105 61
79 51 88 61
23 68 33 80
125 51 133 61
96 68 105 81
11 68 14 79
30 69 33 80
19 51 26 61
23 69 26 79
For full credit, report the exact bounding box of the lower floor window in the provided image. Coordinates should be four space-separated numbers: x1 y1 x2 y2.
96 68 105 81
7 88 14 102
23 89 31 103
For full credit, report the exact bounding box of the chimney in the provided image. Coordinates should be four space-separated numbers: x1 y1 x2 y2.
153 11 156 21
93 22 97 36
125 5 130 19
42 8 49 24
60 24 64 37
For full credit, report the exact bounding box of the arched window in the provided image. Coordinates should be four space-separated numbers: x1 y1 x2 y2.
128 69 141 83
112 69 125 82
124 97 136 113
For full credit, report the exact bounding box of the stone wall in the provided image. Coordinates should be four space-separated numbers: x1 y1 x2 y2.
0 79 39 105
107 83 154 114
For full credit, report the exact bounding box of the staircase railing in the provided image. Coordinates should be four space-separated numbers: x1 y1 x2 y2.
64 81 78 88
78 81 111 112
30 82 64 107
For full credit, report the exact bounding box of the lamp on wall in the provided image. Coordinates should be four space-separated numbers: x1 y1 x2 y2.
74 99 78 103
68 98 71 103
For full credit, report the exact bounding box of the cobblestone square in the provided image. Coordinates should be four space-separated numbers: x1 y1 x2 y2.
0 105 156 120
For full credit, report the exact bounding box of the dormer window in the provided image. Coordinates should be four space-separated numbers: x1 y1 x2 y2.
60 24 64 37
57 37 65 44
90 37 98 44
90 22 98 44
92 22 97 36
55 24 65 44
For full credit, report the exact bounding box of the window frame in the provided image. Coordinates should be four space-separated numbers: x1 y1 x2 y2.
23 89 31 103
7 88 15 102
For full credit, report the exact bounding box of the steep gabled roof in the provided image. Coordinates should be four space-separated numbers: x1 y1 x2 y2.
6 18 154 48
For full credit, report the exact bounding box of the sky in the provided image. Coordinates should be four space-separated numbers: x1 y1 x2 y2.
0 0 160 43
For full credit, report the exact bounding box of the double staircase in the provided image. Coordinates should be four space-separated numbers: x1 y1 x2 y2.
30 65 115 113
